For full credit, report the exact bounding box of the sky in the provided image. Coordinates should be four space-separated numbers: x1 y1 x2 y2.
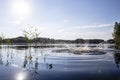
0 0 120 40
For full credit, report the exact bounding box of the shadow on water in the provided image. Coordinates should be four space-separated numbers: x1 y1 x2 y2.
114 52 120 68
0 50 4 67
14 46 29 50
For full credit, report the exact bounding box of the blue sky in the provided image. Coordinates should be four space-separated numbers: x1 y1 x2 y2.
0 0 120 40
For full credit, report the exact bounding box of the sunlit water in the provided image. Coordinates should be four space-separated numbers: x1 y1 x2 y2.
0 44 120 80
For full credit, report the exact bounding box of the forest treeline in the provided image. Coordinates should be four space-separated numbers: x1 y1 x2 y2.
0 36 114 44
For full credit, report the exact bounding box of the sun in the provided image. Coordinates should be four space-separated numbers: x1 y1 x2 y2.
11 0 31 18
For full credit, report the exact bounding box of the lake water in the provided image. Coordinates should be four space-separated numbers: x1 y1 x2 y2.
0 44 120 80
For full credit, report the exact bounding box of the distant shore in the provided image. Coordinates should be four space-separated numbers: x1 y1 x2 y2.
0 36 114 44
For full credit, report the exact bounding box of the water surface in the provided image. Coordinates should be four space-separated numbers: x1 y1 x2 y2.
0 44 120 80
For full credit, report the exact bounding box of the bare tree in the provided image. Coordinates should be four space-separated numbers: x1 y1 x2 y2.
23 26 40 45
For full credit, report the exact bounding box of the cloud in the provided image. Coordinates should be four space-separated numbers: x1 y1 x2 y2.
49 23 114 40
77 28 113 40
75 23 113 29
38 23 113 40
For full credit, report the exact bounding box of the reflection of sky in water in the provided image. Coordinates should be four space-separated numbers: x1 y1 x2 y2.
16 72 27 80
0 44 120 80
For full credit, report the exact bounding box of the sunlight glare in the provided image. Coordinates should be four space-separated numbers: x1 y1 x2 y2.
12 0 31 18
16 72 26 80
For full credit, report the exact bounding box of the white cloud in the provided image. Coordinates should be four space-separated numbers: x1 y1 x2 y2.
39 23 114 40
0 22 113 40
74 23 113 29
77 29 113 40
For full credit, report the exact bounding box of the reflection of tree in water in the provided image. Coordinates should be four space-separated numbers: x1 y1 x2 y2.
28 54 33 64
22 47 33 69
6 50 9 66
31 58 53 80
0 50 4 67
114 52 120 68
22 56 40 79
5 60 9 67
0 46 14 67
31 58 40 80
22 47 40 80
5 47 14 67
21 47 54 80
23 55 28 68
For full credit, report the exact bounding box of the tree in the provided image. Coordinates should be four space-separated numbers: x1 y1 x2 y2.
0 33 5 44
0 37 2 44
113 22 120 49
23 26 40 45
4 38 11 46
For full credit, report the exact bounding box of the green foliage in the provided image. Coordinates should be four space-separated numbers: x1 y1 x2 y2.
23 30 30 43
23 26 40 43
0 37 2 44
5 38 11 45
0 33 5 44
113 22 120 49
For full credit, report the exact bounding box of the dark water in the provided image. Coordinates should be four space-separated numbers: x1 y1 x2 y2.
0 44 120 80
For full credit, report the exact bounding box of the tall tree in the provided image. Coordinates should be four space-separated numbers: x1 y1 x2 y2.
0 37 2 44
23 26 40 44
113 22 120 49
0 33 5 44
